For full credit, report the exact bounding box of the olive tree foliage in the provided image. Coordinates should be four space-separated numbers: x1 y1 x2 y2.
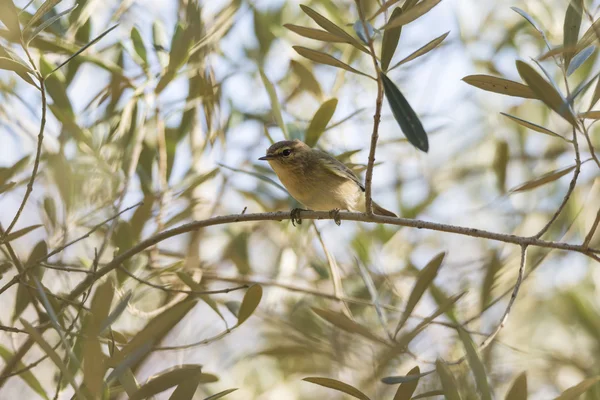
0 0 599 398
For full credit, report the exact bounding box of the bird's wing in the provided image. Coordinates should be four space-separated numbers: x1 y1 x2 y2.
319 151 366 192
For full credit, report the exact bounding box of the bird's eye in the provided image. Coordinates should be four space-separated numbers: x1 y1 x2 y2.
282 149 292 156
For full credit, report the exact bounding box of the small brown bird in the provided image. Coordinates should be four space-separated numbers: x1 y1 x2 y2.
259 139 397 218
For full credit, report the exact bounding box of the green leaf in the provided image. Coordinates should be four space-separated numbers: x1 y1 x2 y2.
381 8 403 71
0 224 42 244
462 74 537 99
237 284 262 325
130 365 203 400
380 72 428 152
0 344 49 399
25 4 78 44
390 31 449 70
131 26 148 66
352 20 374 45
515 60 577 126
579 111 600 119
383 0 442 30
510 164 576 193
259 69 288 138
382 370 434 385
290 60 322 99
393 366 420 400
293 46 371 78
0 0 21 38
436 360 462 400
555 376 600 399
284 24 346 43
152 20 169 68
305 98 337 147
493 140 509 192
511 7 552 49
312 308 388 344
500 113 566 140
458 328 492 400
0 57 35 85
303 377 371 400
203 388 239 400
24 0 62 32
567 45 594 76
505 372 527 400
413 390 445 399
299 5 368 53
394 252 444 336
563 0 583 69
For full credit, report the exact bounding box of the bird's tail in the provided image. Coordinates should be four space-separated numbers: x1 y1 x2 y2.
373 202 397 217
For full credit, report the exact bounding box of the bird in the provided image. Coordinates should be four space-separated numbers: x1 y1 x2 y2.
258 139 397 224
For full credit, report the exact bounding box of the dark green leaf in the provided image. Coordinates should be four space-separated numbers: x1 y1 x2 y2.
381 8 403 71
393 366 420 400
303 377 371 400
131 26 147 66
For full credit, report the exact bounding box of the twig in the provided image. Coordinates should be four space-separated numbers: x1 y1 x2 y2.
583 207 600 248
479 245 527 349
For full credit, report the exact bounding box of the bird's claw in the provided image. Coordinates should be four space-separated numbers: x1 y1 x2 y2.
329 208 341 226
290 208 305 226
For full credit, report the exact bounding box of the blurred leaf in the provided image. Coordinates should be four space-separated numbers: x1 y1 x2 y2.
25 4 78 44
290 60 322 99
567 45 594 76
237 284 262 325
303 377 371 400
381 72 428 152
312 308 388 344
500 112 565 140
390 31 449 70
40 57 73 116
299 5 368 53
0 345 49 399
153 20 169 68
0 56 36 86
305 98 337 147
563 0 583 69
285 23 346 43
0 224 42 244
24 0 61 32
394 252 445 336
510 165 576 193
13 241 47 322
0 0 21 39
382 370 434 385
383 0 442 30
130 365 202 400
413 390 445 399
381 8 403 71
481 251 502 312
505 372 527 400
458 328 492 400
493 140 509 192
462 74 537 99
353 20 374 45
98 291 132 334
436 360 462 400
259 69 288 138
515 60 577 126
578 111 600 119
130 26 147 66
555 376 600 399
293 46 370 78
203 388 239 400
393 366 420 400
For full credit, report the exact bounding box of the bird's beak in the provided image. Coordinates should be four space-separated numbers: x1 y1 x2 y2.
258 155 274 161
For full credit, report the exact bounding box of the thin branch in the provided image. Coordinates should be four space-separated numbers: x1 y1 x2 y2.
479 245 527 350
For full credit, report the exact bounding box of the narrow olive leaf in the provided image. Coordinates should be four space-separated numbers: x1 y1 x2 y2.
511 7 552 50
555 376 600 400
394 252 445 336
355 260 389 338
131 26 148 65
436 360 462 400
393 366 420 400
500 113 566 140
203 388 238 400
390 31 449 70
169 379 200 400
381 72 428 152
577 19 600 53
25 4 78 44
299 5 368 53
579 111 600 119
99 291 132 333
20 319 80 396
381 8 403 71
568 70 600 104
353 20 375 45
510 165 576 193
563 0 583 69
462 75 537 99
567 45 594 76
0 0 21 37
0 345 49 399
305 98 338 147
312 308 388 344
284 24 346 43
382 370 435 385
0 57 34 75
236 284 262 325
412 390 445 399
259 69 289 139
515 60 577 126
24 0 62 32
49 24 118 75
130 365 202 400
293 46 371 78
458 328 492 400
383 0 443 30
303 377 371 400
505 372 527 400
0 224 42 244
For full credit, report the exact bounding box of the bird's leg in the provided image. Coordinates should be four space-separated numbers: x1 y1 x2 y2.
290 208 306 226
329 208 341 226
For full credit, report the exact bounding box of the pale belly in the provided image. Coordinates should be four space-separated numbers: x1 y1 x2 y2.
285 176 364 211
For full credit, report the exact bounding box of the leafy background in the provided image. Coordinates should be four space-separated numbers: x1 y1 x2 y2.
0 0 599 399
